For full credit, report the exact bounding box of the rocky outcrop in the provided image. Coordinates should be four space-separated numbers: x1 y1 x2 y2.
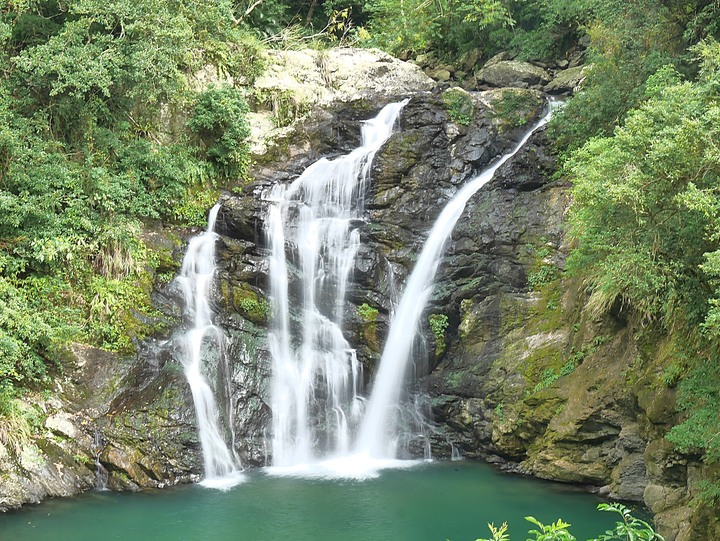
193 52 715 541
0 48 432 510
248 48 434 156
232 72 717 541
416 124 715 541
476 60 551 89
0 342 201 510
544 65 590 95
256 48 434 106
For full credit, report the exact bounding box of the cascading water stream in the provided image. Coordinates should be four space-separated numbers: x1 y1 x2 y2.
176 204 243 488
355 104 557 459
265 101 407 469
264 98 555 477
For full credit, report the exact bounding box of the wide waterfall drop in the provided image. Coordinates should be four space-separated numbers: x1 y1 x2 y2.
265 101 407 471
176 204 243 489
264 98 555 478
356 105 557 459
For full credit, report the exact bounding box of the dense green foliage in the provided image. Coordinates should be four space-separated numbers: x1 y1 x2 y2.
472 504 662 541
362 0 513 57
565 40 720 474
566 50 720 325
547 0 719 149
0 0 259 406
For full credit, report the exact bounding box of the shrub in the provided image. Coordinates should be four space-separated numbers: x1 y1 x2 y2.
187 85 251 180
472 503 663 541
442 88 474 126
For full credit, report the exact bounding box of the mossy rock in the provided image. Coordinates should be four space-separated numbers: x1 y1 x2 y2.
219 280 269 325
486 88 544 130
356 303 381 354
374 130 424 182
520 341 565 385
441 87 475 126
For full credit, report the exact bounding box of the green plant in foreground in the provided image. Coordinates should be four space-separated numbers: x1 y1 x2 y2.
187 85 251 181
468 503 662 541
494 402 504 421
592 503 663 541
474 521 509 541
525 517 576 541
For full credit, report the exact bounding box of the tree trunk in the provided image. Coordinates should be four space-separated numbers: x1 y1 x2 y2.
305 0 319 26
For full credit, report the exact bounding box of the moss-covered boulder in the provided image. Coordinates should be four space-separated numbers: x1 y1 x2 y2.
476 60 551 89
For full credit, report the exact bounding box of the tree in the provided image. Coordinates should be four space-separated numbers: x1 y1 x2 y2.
566 40 720 474
0 0 256 406
363 0 514 57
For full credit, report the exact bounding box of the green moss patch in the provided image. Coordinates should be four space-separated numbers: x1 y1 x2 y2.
220 281 269 325
441 87 474 126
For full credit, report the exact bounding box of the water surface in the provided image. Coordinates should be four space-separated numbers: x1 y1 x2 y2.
1 461 623 541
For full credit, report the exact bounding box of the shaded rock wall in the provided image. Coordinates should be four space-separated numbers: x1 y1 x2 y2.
227 82 718 540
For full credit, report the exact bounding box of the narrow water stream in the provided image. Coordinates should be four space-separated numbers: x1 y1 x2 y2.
1 462 619 541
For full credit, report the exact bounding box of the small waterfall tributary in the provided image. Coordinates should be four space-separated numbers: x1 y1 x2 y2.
262 99 554 477
176 204 243 489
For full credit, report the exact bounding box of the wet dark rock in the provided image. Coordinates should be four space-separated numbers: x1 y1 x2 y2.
492 128 556 191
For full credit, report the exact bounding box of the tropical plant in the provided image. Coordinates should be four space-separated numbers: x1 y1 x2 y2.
469 504 662 541
0 0 257 405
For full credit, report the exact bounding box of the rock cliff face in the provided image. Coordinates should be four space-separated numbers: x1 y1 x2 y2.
0 47 434 509
215 81 716 540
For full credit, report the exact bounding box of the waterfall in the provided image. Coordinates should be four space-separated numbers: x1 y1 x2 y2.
93 429 109 490
355 105 556 459
176 204 243 488
263 97 555 477
265 101 407 468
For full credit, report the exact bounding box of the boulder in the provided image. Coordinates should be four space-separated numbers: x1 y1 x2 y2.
644 483 687 514
45 413 79 439
484 51 512 67
476 60 551 89
255 48 434 107
427 68 452 82
461 48 483 72
544 65 590 95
